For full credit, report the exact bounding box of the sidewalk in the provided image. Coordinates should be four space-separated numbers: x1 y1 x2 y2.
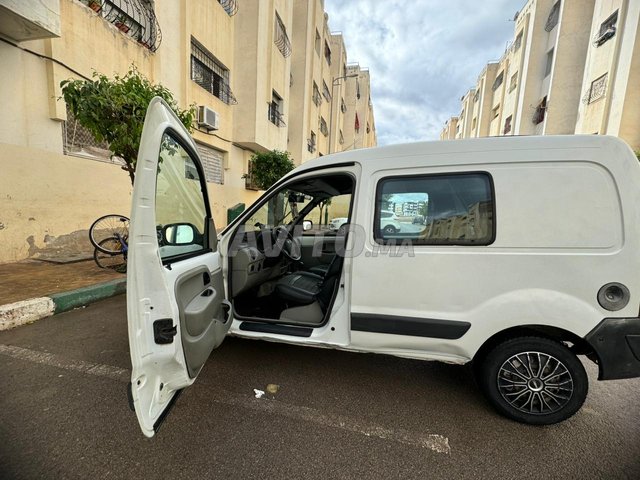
0 259 125 330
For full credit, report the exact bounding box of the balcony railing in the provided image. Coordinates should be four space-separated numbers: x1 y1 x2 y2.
274 14 292 58
307 138 316 153
218 0 238 16
83 0 162 52
312 89 322 107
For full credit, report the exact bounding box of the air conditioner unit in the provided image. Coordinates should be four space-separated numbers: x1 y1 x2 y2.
197 105 220 131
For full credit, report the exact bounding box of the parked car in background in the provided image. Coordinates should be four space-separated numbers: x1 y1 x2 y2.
329 217 348 232
379 210 402 234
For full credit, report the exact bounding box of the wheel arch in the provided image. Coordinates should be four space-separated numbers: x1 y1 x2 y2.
472 324 595 366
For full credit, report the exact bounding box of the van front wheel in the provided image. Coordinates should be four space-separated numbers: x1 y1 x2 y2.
477 336 588 425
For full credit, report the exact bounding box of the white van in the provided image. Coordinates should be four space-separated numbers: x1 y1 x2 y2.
127 98 640 437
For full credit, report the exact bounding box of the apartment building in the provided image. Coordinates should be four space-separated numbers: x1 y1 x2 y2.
0 0 375 263
343 64 377 150
439 117 459 140
441 0 640 148
455 89 476 138
575 0 640 149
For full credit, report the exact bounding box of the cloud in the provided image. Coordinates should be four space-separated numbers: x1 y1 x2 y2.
324 0 521 145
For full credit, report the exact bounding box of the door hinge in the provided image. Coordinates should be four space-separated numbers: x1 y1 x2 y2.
153 319 177 344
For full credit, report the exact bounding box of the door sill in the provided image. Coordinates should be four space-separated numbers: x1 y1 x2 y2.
239 321 313 337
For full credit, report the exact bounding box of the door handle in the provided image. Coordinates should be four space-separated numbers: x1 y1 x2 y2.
201 287 214 297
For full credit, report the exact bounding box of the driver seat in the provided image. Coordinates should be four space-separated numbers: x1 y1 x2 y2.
275 254 343 310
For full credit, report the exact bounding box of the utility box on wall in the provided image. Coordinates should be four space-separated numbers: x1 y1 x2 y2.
227 203 245 224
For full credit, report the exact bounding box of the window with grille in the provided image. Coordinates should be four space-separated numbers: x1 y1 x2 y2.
315 30 321 56
513 31 523 51
503 115 512 135
190 37 236 105
320 117 328 136
308 131 317 153
312 82 322 106
545 1 561 32
509 72 518 92
587 74 608 104
196 144 224 184
492 72 504 91
324 41 331 65
533 96 547 124
268 91 286 127
322 81 332 102
62 104 117 163
595 10 618 46
274 12 291 58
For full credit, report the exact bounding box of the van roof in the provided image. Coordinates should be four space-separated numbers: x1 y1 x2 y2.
291 135 634 176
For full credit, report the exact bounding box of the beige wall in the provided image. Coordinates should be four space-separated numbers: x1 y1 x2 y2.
0 0 375 263
575 0 640 150
439 117 458 140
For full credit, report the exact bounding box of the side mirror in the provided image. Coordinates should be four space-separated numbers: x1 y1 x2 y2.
162 223 198 245
302 220 313 231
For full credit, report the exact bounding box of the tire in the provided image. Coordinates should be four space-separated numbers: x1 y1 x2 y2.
94 237 127 273
90 214 129 253
383 225 397 234
476 336 588 425
337 224 347 235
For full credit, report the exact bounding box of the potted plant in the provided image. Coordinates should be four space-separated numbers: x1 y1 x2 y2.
114 15 130 34
88 0 103 12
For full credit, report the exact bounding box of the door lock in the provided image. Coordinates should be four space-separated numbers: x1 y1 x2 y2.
153 319 177 344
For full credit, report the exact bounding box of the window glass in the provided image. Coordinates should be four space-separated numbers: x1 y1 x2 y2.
156 133 208 259
304 193 352 235
243 188 312 231
375 173 494 245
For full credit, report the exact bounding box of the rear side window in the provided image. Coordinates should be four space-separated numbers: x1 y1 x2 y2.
374 173 495 245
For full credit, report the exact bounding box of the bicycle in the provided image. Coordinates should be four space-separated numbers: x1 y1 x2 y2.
89 214 129 272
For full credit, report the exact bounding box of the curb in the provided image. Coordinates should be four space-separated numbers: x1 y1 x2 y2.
0 278 126 331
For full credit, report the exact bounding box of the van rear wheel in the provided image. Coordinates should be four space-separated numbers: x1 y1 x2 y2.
477 336 588 425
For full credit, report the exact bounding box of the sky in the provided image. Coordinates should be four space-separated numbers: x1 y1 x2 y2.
324 0 522 145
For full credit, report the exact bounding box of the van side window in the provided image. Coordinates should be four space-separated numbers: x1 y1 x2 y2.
374 173 494 245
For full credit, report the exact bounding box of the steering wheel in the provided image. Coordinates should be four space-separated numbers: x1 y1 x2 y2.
274 226 302 261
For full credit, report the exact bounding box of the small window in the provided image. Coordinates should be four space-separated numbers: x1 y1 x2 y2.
319 117 328 136
315 30 321 56
492 71 504 91
324 40 332 65
339 130 344 144
473 90 479 103
509 73 518 92
308 131 317 153
503 115 512 135
374 173 494 245
268 90 285 127
513 31 523 51
322 81 332 102
533 96 547 124
312 82 321 106
596 10 618 46
545 1 561 32
492 105 500 119
340 98 347 113
545 48 554 77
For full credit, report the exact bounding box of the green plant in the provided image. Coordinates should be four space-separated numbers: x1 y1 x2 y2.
243 150 295 190
60 66 195 185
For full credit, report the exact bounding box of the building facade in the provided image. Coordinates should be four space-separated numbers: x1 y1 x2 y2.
0 0 376 263
440 0 639 152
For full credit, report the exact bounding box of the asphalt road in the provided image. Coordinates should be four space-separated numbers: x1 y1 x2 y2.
1 295 639 479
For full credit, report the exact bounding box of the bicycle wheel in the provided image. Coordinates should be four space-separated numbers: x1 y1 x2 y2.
90 214 129 253
94 237 127 273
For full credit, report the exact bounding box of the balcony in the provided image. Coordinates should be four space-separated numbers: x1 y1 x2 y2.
274 13 292 58
0 0 60 41
82 0 162 52
217 0 238 16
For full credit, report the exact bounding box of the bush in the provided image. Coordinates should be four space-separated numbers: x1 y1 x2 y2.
60 66 195 185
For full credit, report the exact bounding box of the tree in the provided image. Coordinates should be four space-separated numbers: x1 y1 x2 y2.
244 150 295 190
60 66 195 185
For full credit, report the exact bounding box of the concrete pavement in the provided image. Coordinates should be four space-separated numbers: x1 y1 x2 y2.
0 295 639 479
